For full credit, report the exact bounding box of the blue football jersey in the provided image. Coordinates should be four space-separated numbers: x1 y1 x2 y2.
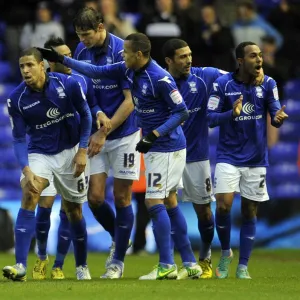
8 72 90 155
176 67 226 162
74 33 139 139
207 72 282 167
62 57 188 152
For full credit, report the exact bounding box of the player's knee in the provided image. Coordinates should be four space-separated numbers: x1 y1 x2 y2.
22 188 39 210
241 199 258 220
216 205 231 215
114 191 131 208
65 204 82 222
88 188 105 207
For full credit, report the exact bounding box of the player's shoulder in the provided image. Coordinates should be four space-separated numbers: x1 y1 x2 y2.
74 42 88 60
8 82 27 102
109 33 124 49
149 61 174 83
48 72 69 82
215 72 233 84
262 75 276 87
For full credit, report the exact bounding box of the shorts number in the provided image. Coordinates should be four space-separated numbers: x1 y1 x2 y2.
148 173 162 187
205 177 211 192
77 176 88 193
259 175 266 188
124 153 135 167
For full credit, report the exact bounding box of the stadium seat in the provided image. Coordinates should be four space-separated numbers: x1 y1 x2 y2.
0 187 22 200
0 147 18 168
272 183 300 199
0 126 13 146
0 83 17 103
0 103 9 125
279 120 300 141
283 99 300 121
269 142 298 164
268 163 299 185
284 79 300 99
0 169 20 187
0 62 12 82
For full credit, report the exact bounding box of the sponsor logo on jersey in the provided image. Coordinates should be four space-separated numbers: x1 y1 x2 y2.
23 100 40 110
169 89 183 104
46 108 60 119
93 84 118 90
92 79 101 84
36 113 75 129
225 92 242 96
56 87 66 98
188 81 197 93
242 102 255 115
207 95 220 110
158 76 172 84
188 106 201 113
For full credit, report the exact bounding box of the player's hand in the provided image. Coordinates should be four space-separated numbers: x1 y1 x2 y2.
96 111 112 133
36 47 64 63
73 148 87 177
87 129 107 158
274 105 288 124
22 168 40 194
232 95 243 117
135 131 158 153
253 68 264 86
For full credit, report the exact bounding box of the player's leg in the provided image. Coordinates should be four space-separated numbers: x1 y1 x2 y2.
214 163 241 279
165 191 201 280
237 167 268 279
101 132 140 278
88 150 115 246
139 150 185 280
51 200 71 279
32 189 56 280
53 146 90 280
3 154 50 281
182 160 215 278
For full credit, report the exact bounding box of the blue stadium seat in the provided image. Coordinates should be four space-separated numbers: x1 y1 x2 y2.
0 62 12 82
268 163 299 185
0 83 17 103
284 99 300 121
0 103 9 125
0 125 13 146
272 183 300 199
0 169 20 187
0 187 22 200
279 120 300 141
284 79 300 99
0 147 18 168
269 142 298 164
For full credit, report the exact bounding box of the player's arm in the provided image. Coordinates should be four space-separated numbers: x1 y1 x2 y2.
267 79 288 128
136 76 189 154
37 47 126 80
206 79 234 128
67 77 92 177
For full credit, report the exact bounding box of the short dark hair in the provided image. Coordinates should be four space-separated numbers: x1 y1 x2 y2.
44 36 65 49
235 41 257 59
20 47 43 63
237 0 255 10
125 33 151 57
73 7 103 31
162 39 188 59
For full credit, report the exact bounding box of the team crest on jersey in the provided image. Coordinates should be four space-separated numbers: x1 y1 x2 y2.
106 57 113 64
188 81 197 93
255 86 263 98
56 87 66 98
142 83 148 95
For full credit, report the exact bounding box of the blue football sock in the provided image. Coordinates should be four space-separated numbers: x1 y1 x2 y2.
113 205 134 263
239 217 257 267
216 210 231 254
89 201 115 239
15 208 36 267
35 206 51 260
70 217 87 267
53 210 71 269
198 214 215 260
149 204 174 266
167 206 196 265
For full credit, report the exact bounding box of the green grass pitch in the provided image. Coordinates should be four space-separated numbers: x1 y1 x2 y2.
0 250 300 300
